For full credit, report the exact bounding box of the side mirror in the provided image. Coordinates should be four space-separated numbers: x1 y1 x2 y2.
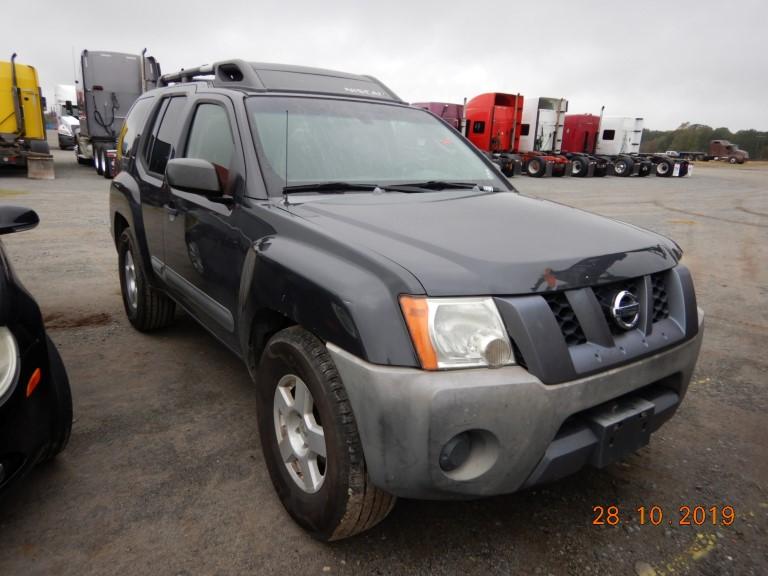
166 158 221 196
0 206 39 235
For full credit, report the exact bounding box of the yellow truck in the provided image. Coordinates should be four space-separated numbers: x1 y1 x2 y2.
0 54 50 167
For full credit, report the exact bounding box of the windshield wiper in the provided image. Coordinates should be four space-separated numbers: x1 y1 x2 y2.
283 182 380 194
390 181 497 192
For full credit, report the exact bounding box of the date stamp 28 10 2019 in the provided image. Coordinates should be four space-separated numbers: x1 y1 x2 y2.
592 505 736 527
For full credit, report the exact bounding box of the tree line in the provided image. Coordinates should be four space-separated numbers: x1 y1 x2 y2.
641 123 768 160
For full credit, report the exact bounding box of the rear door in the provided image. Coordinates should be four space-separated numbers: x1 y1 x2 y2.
137 95 189 270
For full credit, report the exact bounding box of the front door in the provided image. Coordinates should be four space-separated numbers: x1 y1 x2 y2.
163 97 247 349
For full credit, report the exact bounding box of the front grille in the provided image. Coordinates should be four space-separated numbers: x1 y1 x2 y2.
651 273 670 322
543 293 587 346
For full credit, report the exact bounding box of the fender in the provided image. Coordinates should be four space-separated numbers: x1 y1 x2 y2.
237 234 423 368
109 174 158 286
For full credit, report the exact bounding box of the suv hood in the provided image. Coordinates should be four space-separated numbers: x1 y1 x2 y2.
287 191 680 296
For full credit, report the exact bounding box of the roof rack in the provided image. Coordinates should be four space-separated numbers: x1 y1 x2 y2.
158 59 403 102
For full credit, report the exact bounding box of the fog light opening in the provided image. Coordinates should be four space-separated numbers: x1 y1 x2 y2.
439 432 471 472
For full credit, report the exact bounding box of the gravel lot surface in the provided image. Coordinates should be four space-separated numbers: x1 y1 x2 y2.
0 142 766 575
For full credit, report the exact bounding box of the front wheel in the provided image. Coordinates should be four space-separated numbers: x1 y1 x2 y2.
728 156 738 164
117 229 175 331
256 326 395 541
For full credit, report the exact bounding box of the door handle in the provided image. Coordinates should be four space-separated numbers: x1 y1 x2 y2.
166 204 179 220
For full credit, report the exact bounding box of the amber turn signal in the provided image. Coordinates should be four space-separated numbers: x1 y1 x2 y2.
26 368 41 398
399 295 438 370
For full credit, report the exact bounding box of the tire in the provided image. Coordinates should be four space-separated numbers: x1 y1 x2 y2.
94 144 104 175
77 155 91 166
117 229 175 331
571 156 587 177
527 158 545 178
103 153 114 179
256 326 395 541
655 160 672 177
38 336 73 463
614 157 634 177
728 156 737 164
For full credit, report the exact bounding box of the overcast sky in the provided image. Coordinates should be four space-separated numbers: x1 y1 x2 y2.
6 0 767 131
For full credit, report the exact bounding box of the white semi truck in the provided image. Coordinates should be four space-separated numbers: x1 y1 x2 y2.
53 84 79 150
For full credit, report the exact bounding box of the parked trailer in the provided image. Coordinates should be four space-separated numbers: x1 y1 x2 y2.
75 49 160 178
519 97 608 177
0 54 51 174
412 102 463 131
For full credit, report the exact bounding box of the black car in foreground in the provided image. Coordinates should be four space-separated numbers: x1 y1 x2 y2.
109 60 703 541
0 206 72 494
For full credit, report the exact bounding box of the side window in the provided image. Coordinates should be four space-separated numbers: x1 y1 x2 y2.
184 103 235 188
520 124 530 136
602 129 615 141
472 120 485 134
118 97 154 158
146 96 187 175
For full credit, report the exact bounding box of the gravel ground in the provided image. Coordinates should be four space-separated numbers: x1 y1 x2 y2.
0 141 766 575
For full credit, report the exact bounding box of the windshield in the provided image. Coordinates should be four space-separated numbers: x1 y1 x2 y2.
245 97 507 195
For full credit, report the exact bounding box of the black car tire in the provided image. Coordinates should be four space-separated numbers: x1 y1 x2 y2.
527 158 545 177
256 326 395 541
38 336 73 462
728 156 738 164
117 229 175 331
28 140 50 155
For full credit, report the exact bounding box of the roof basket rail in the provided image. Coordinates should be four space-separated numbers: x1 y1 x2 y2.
159 59 262 88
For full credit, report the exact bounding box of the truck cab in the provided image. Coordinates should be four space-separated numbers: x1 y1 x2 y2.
54 84 79 150
709 139 748 164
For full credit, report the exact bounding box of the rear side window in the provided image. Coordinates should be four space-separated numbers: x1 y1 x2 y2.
145 96 187 175
602 129 615 141
119 97 154 158
184 104 234 187
520 124 530 136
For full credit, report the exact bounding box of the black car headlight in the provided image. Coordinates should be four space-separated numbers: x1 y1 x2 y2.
0 326 19 402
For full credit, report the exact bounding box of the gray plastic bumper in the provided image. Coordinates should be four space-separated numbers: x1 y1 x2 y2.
327 309 703 500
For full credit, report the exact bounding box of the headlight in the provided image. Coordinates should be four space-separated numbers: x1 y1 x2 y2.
400 296 514 370
0 326 19 402
58 123 73 136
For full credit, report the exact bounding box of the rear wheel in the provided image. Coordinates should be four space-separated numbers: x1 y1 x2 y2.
117 229 175 331
256 326 395 541
103 153 114 179
29 140 50 155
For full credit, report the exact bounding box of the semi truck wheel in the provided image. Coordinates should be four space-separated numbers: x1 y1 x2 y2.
614 158 634 177
571 157 587 177
728 156 737 164
29 140 50 155
655 160 672 177
94 144 104 175
104 155 114 179
527 158 545 177
256 326 395 541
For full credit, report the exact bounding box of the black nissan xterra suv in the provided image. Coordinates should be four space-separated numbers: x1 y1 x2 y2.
109 60 703 541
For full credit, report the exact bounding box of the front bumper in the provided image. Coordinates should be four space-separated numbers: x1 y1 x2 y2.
328 309 703 499
58 133 76 147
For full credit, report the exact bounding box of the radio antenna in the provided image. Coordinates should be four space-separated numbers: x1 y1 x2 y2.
283 110 289 201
